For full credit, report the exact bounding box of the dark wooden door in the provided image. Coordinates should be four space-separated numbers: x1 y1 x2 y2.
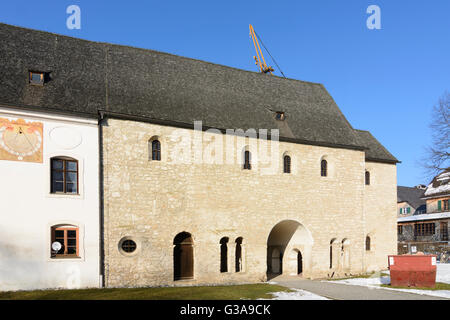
174 232 193 281
179 243 193 279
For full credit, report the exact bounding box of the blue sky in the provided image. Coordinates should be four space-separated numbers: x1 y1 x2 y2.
1 1 449 186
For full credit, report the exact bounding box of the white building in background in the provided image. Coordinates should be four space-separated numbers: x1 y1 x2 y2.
0 106 100 291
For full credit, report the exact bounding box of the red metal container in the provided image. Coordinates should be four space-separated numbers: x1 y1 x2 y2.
388 255 437 288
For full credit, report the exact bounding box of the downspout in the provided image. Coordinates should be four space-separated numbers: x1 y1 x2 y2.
98 111 106 288
98 44 109 288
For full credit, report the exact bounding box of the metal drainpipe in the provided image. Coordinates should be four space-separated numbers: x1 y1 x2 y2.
98 112 105 288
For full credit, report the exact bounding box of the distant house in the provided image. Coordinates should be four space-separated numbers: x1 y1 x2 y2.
397 169 450 258
397 186 426 217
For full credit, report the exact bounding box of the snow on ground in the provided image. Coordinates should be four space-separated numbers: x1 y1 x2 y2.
327 274 390 287
326 263 450 299
260 288 329 300
437 263 450 284
380 286 450 299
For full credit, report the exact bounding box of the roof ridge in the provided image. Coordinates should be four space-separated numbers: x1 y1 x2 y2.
1 22 323 87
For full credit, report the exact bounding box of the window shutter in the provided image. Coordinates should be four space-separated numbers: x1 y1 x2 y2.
399 208 402 214
438 200 442 211
407 207 411 214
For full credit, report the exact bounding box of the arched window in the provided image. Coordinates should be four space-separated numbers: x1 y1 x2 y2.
283 155 291 173
51 225 79 258
321 159 327 177
220 237 229 273
365 171 370 185
151 139 161 161
235 237 243 272
51 157 78 194
365 236 371 251
243 151 251 170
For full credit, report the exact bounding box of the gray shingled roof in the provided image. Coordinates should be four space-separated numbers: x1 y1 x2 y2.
0 23 398 163
354 130 398 163
397 186 426 209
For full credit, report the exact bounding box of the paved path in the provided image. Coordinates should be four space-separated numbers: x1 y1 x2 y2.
272 276 449 300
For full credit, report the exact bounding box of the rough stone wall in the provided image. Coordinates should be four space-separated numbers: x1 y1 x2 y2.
363 162 398 272
102 119 397 287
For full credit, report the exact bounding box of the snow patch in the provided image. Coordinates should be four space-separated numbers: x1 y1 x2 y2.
437 263 450 284
260 288 329 300
326 264 450 299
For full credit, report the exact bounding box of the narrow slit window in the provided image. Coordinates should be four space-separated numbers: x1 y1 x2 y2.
365 236 371 251
365 171 370 185
243 150 251 170
321 159 327 177
152 140 161 161
283 155 291 173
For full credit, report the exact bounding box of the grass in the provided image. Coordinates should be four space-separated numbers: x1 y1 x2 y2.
381 282 450 291
0 283 293 300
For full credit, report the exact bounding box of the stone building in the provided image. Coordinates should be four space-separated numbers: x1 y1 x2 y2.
398 170 450 257
0 23 399 289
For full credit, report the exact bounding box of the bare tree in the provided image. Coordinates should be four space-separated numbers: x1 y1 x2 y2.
423 91 450 176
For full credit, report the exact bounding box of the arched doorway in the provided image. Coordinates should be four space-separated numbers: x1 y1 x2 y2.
267 220 313 278
297 251 303 274
173 232 193 281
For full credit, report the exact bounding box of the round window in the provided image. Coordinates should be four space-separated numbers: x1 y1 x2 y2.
121 239 137 253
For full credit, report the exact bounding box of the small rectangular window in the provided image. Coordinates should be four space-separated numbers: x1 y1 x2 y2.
29 71 44 85
51 227 79 258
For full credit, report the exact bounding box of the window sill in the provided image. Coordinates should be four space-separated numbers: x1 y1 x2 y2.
50 192 80 196
50 255 81 260
47 192 83 200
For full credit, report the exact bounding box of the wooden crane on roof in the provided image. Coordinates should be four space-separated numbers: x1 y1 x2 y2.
249 24 274 74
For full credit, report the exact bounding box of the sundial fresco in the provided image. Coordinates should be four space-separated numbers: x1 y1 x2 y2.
0 118 43 163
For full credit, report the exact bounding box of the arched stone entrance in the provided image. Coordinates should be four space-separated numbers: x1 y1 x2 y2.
267 220 313 278
173 232 194 281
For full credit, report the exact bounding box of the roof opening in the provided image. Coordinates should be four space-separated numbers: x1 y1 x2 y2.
29 71 45 85
275 111 285 121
